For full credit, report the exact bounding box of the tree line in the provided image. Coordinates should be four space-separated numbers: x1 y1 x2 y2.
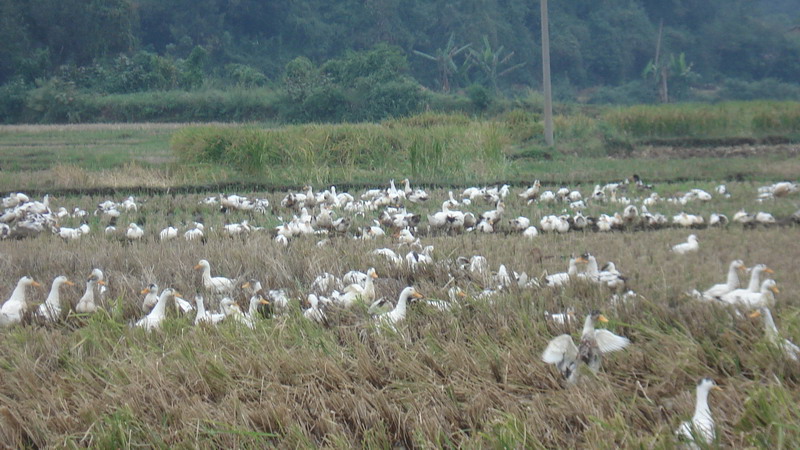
1 0 799 123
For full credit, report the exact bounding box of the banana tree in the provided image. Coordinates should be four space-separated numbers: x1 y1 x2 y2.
413 33 471 93
466 35 526 94
643 52 693 103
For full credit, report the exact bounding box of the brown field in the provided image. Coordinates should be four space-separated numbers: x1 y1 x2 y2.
0 183 798 447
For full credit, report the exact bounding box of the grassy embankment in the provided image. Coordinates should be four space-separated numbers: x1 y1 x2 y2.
0 101 798 192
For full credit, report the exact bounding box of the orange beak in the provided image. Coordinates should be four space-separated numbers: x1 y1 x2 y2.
140 288 150 294
597 315 609 323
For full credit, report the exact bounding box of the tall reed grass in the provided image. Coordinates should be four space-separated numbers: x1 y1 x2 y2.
171 117 514 183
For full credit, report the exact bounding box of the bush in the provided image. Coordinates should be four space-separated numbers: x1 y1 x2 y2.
0 78 29 123
501 109 542 142
179 46 209 90
300 85 349 123
225 64 268 87
357 79 424 121
278 45 425 123
86 88 280 122
466 85 492 112
719 79 800 102
586 81 655 105
23 78 88 123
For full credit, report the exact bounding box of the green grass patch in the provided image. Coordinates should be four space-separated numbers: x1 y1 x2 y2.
171 119 512 183
0 124 176 171
604 101 800 140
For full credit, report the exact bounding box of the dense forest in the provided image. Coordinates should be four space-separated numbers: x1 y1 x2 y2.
1 0 799 123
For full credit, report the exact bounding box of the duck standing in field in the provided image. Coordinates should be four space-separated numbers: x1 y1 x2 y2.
219 297 255 329
541 310 630 383
675 378 721 449
75 272 105 314
38 275 74 322
718 279 779 309
194 295 225 326
194 259 234 294
242 280 277 318
544 255 585 288
303 294 328 324
701 260 747 299
749 307 800 361
0 276 41 327
134 288 180 331
373 286 424 332
126 223 144 241
672 234 699 255
141 283 160 312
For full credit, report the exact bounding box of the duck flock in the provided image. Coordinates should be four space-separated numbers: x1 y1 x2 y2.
1 177 799 447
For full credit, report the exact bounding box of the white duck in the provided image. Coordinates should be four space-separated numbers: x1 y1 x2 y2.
719 279 778 309
134 288 180 331
671 234 699 255
58 224 90 240
675 378 721 448
395 229 416 245
544 256 584 287
544 308 576 325
344 268 378 303
374 286 423 331
141 283 160 311
519 180 541 202
304 294 327 323
744 264 773 293
522 226 539 239
184 222 205 241
194 259 234 294
750 307 800 361
716 264 772 301
219 297 254 329
245 291 270 322
75 272 105 314
310 272 342 295
194 295 225 326
126 223 144 240
541 311 630 383
593 261 627 290
1 276 41 326
159 226 178 241
38 275 74 322
702 260 747 299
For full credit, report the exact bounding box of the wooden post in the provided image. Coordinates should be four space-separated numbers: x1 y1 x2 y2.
541 0 554 146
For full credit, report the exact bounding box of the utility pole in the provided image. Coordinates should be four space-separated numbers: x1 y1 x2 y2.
540 0 554 146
